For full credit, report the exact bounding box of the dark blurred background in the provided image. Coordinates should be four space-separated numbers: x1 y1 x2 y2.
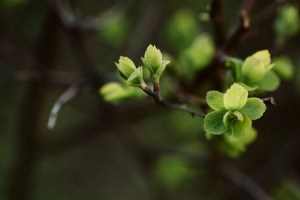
1 0 300 199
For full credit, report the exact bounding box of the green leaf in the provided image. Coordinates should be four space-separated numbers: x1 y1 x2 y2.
257 70 280 92
155 155 196 190
206 91 225 111
165 9 200 52
252 50 271 66
205 132 213 140
240 98 266 120
98 12 130 47
225 57 243 81
230 114 252 138
273 56 294 80
115 56 136 80
223 83 248 111
223 111 231 127
275 5 300 43
242 56 266 83
155 60 170 78
204 110 228 135
100 82 144 104
127 67 144 87
142 45 163 73
219 127 257 158
179 34 215 76
237 82 258 92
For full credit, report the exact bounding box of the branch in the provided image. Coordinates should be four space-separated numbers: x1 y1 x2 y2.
217 162 274 200
209 0 225 46
47 77 93 130
223 10 250 56
142 86 205 118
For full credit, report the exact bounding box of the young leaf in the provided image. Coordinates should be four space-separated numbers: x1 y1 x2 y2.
223 83 248 111
155 61 170 78
206 91 225 111
142 45 163 73
127 67 145 87
115 56 136 80
204 110 228 135
240 98 266 120
257 71 280 91
230 114 252 138
252 50 271 66
100 82 144 104
219 128 257 158
273 56 294 80
237 82 258 92
242 56 265 83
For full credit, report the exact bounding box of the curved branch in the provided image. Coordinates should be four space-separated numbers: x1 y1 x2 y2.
142 86 205 118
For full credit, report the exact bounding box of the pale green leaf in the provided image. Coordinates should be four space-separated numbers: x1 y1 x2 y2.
237 82 258 92
155 155 195 190
206 91 225 111
273 56 294 80
100 82 144 104
143 45 162 73
165 9 200 52
179 34 215 76
116 56 136 80
127 67 144 87
223 83 248 111
242 56 266 83
205 132 213 140
204 110 228 135
155 60 170 78
252 50 271 66
219 127 257 158
230 114 252 139
141 57 154 74
240 98 266 120
257 71 280 91
275 5 300 43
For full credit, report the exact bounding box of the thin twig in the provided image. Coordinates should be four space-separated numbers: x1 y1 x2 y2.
177 93 207 106
142 86 205 118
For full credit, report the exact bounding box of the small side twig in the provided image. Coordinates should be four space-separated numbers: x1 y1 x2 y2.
262 97 276 106
142 86 205 118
